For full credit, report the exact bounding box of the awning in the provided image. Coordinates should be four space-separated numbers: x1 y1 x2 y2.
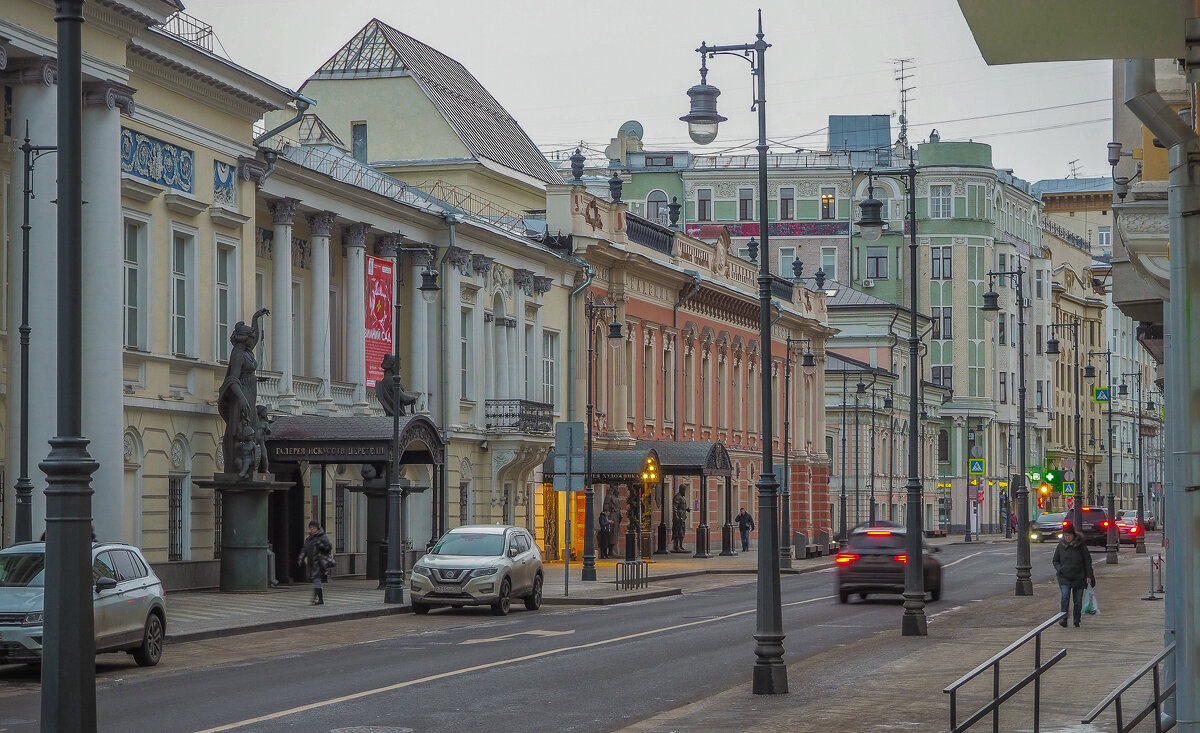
266 414 444 466
542 440 731 482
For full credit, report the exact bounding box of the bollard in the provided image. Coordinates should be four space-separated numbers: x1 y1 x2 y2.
1144 554 1161 601
1156 554 1165 593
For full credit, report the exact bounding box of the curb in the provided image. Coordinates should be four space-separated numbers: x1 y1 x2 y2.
166 604 409 644
542 587 682 605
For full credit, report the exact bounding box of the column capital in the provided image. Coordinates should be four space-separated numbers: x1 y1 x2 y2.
342 222 371 249
238 155 268 187
267 197 300 226
0 44 7 71
83 80 136 116
374 233 399 257
306 210 337 238
0 56 56 87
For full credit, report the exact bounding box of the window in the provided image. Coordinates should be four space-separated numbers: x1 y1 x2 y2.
1097 226 1112 247
1036 380 1044 409
460 310 473 400
643 340 655 418
821 247 838 282
93 553 118 581
541 331 558 409
779 187 794 221
168 475 186 561
1035 270 1044 299
931 307 941 339
122 219 146 349
646 155 674 167
697 188 712 221
998 253 1007 274
738 188 754 220
932 365 953 387
931 246 952 279
351 122 367 163
1000 372 1007 403
866 247 889 279
646 190 668 223
1036 325 1043 355
820 187 837 219
215 242 236 360
998 313 1007 345
940 307 953 339
779 247 796 279
937 430 950 462
930 184 952 219
170 231 194 356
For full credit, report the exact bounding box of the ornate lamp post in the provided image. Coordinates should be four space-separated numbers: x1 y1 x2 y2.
855 155 928 636
1045 319 1084 532
682 11 787 692
981 265 1033 595
384 243 440 605
868 387 894 524
782 336 814 568
1118 372 1148 553
585 302 623 574
1085 348 1118 564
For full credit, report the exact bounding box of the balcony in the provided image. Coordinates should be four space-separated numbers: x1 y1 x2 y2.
485 399 554 435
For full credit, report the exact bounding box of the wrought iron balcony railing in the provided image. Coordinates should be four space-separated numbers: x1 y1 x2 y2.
485 399 554 435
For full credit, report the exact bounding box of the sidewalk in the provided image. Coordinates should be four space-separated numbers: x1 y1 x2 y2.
621 542 1168 733
164 543 837 643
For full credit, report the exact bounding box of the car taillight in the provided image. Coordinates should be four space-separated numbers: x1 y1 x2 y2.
1101 520 1110 528
893 554 908 564
835 553 859 564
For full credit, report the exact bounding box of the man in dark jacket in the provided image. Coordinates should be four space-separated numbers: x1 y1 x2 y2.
1052 521 1095 627
299 520 333 605
735 507 755 552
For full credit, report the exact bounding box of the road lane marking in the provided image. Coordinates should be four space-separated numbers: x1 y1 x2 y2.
459 629 576 645
193 594 834 732
943 551 985 568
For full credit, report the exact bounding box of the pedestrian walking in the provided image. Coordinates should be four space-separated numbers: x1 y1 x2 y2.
735 507 755 552
298 520 333 605
597 510 612 559
1052 521 1095 627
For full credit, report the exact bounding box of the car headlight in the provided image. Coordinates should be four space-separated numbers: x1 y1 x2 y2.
23 611 44 626
471 566 499 579
412 565 432 578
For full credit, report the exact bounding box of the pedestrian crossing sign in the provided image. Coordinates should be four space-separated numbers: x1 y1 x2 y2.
1093 387 1111 403
969 458 986 475
1063 481 1076 496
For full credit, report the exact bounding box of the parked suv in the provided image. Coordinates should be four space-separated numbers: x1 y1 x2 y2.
409 525 543 616
0 541 166 666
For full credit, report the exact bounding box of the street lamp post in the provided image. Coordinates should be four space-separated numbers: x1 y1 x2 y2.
782 337 814 568
855 154 928 636
854 378 866 527
1085 348 1118 564
1118 372 1147 553
840 372 849 541
1045 319 1084 532
385 244 441 605
15 124 56 544
585 302 623 574
682 11 787 692
982 265 1033 595
868 387 893 524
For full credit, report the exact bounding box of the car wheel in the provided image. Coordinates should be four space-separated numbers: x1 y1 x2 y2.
524 574 543 611
858 593 867 600
491 578 511 616
930 570 943 601
838 589 849 604
412 601 431 615
132 613 164 667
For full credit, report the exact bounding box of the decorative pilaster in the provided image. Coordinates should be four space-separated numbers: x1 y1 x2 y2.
343 223 371 413
307 211 336 414
268 198 299 410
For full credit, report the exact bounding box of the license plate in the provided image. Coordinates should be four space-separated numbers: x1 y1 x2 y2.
434 585 460 593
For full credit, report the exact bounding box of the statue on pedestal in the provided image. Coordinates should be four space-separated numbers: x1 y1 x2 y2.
217 308 269 478
375 354 420 416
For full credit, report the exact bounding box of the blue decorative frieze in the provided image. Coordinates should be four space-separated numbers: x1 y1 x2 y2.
256 227 309 269
121 127 195 194
213 160 237 208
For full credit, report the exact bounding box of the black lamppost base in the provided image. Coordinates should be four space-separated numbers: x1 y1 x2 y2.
752 662 789 695
656 523 668 554
720 524 736 556
625 529 638 561
383 576 405 604
1135 537 1147 554
901 607 928 636
693 525 712 558
1015 578 1033 596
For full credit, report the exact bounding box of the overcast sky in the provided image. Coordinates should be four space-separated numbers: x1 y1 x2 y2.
185 0 1114 184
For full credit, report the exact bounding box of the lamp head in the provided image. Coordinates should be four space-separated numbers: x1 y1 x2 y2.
1107 142 1123 167
981 286 1000 322
1045 335 1061 361
418 267 440 304
680 81 726 145
607 317 623 341
855 194 885 242
1118 382 1129 396
802 350 816 371
1084 363 1096 380
856 380 867 394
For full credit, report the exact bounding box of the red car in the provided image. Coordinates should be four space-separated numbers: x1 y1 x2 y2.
1115 518 1143 545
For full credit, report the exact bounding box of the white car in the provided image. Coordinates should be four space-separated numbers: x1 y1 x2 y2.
0 542 166 666
1119 509 1157 531
409 525 543 616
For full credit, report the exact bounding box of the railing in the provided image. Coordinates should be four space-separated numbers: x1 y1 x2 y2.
160 11 215 52
330 382 357 410
616 560 649 590
484 399 553 435
626 214 674 256
944 614 1068 733
1082 644 1176 732
691 151 853 169
1040 216 1092 253
771 275 795 303
293 376 322 406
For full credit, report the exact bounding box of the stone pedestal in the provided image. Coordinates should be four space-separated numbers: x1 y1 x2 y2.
348 478 388 581
196 473 290 592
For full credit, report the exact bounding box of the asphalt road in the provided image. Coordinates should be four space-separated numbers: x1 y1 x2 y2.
0 540 1063 733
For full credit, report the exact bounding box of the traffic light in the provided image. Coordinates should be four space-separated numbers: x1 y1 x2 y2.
1039 482 1052 497
1038 495 1045 510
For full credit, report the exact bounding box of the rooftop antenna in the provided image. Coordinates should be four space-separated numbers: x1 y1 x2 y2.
892 58 916 150
1068 159 1081 178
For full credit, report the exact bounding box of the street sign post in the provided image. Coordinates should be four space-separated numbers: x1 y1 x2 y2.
1092 387 1111 403
969 458 986 476
1063 481 1076 496
553 422 586 596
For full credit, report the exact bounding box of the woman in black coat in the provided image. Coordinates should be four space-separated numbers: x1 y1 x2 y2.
299 520 333 605
1052 521 1095 627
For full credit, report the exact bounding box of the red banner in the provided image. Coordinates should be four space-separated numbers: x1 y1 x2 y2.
364 255 393 387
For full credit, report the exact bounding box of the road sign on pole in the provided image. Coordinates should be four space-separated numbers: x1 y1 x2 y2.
1093 387 1111 403
1063 481 1076 496
969 458 986 476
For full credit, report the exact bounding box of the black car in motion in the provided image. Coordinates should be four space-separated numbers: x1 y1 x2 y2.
1030 512 1067 543
835 528 942 603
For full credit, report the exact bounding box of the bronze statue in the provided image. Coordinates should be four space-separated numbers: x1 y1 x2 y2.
217 308 269 477
672 485 691 551
375 354 420 416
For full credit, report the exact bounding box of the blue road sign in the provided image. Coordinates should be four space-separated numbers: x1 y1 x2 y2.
1093 387 1110 403
969 458 986 476
1063 481 1076 496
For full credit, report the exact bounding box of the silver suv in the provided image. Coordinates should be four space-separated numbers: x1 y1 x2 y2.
410 525 543 616
0 542 166 666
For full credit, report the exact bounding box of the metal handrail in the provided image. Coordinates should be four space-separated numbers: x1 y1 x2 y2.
944 613 1068 733
1082 643 1176 732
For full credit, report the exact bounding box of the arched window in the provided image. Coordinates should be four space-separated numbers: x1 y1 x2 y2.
937 429 950 463
646 190 669 223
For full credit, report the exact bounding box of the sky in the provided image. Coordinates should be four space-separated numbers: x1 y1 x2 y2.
184 0 1115 184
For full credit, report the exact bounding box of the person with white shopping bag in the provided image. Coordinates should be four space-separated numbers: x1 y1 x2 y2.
1052 521 1095 627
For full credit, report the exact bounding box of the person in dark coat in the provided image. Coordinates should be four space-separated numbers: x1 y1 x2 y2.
298 520 333 605
1052 521 1095 627
597 510 612 559
735 507 755 552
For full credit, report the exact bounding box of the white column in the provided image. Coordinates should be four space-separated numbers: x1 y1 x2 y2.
268 198 298 411
409 252 430 410
5 60 58 538
307 211 335 414
82 81 135 541
445 265 465 413
342 223 370 413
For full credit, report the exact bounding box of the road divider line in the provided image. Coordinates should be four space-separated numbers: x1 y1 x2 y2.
193 594 833 732
943 552 985 568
